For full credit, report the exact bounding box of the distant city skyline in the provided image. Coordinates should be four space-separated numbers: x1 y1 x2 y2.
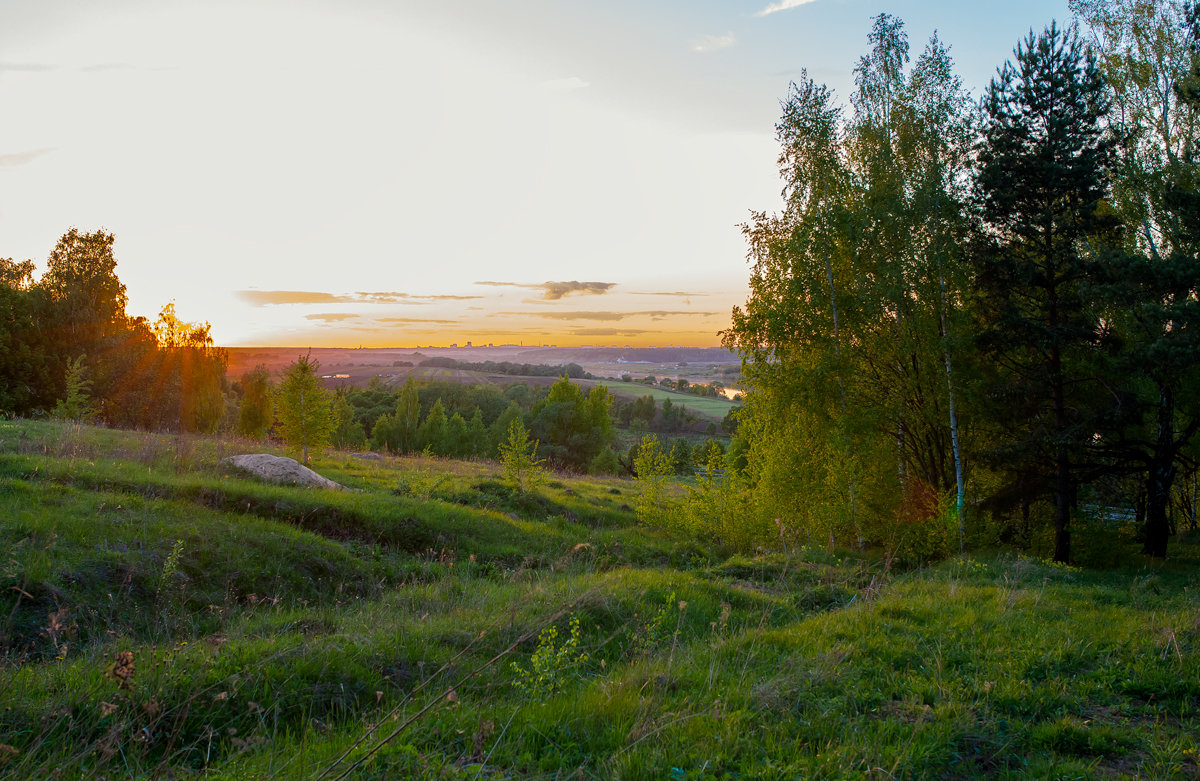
2 0 1070 347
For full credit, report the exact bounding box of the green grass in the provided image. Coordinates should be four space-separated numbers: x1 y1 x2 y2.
1 419 1198 779
588 381 738 421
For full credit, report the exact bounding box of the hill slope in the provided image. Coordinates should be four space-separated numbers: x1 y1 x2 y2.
1 420 1197 779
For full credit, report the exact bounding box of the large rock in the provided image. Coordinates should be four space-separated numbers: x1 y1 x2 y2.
221 454 344 490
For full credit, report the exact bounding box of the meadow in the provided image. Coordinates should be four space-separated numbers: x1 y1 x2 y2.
1 418 1198 779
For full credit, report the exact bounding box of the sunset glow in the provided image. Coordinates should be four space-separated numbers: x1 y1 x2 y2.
2 0 1069 347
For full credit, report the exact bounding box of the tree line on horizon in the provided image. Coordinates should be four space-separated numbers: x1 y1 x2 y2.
0 237 730 477
721 2 1200 562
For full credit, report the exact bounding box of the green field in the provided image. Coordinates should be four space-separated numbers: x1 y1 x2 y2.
589 381 739 421
1 419 1198 779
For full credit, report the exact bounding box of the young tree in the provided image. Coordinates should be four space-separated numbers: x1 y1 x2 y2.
633 434 675 527
466 407 488 457
276 354 336 464
970 23 1119 562
236 365 274 439
331 389 367 449
418 398 448 454
153 303 228 433
498 417 546 494
393 376 423 453
51 355 95 422
526 377 614 471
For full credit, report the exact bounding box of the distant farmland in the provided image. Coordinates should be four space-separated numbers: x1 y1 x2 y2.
588 380 738 421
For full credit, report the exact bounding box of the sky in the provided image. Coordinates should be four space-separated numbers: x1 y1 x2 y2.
1 0 1071 348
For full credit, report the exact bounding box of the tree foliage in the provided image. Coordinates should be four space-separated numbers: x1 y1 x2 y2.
527 376 614 472
724 14 973 554
498 417 546 494
970 22 1119 563
236 365 274 440
276 354 336 463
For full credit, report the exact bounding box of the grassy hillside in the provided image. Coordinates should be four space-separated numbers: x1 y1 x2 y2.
1 419 1197 779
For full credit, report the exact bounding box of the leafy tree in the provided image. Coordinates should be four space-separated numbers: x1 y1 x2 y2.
630 395 656 430
0 258 52 415
445 412 470 458
369 413 398 453
1087 2 1200 557
969 23 1119 562
466 407 488 457
153 303 227 433
418 398 448 454
276 354 336 463
669 437 693 475
393 377 423 453
36 229 127 416
51 355 95 422
38 228 127 350
488 401 524 456
660 398 680 433
633 434 675 527
498 417 546 494
331 389 367 449
526 377 614 471
236 365 274 440
1071 0 1200 253
725 15 973 550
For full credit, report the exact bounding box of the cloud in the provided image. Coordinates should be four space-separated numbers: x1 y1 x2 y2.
692 32 736 53
630 290 708 305
501 310 719 322
755 0 820 17
355 291 481 302
475 280 616 300
507 311 627 322
239 291 348 305
238 290 482 306
80 62 137 72
571 328 652 337
0 147 55 167
540 76 590 93
376 317 459 325
305 313 360 323
0 63 56 73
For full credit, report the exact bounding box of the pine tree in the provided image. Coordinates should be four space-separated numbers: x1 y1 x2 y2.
970 23 1119 562
276 354 336 464
51 354 95 422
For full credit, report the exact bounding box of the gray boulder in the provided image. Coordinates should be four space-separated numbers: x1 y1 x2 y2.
221 454 344 490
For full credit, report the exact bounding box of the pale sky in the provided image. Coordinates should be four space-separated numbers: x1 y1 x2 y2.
1 0 1070 347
